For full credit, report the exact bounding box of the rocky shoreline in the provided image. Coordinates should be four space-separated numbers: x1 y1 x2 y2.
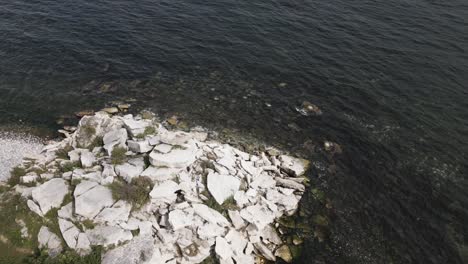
1 109 310 264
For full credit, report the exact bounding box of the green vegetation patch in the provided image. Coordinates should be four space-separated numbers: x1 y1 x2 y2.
135 126 157 139
87 136 103 151
57 161 81 173
110 147 127 165
8 166 27 186
108 177 154 209
55 145 74 160
23 246 102 264
81 125 96 138
0 193 43 263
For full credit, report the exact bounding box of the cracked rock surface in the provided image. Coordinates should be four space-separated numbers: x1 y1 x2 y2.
8 110 310 263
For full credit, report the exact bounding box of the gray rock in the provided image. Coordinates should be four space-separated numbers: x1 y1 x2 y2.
58 219 81 249
168 209 193 230
74 180 98 197
101 235 155 264
141 166 181 182
159 131 192 145
74 184 114 219
207 172 240 205
75 233 92 256
240 204 276 230
149 143 198 168
80 150 95 168
74 113 122 148
85 225 133 247
115 157 145 182
153 143 173 154
32 178 69 214
149 180 179 203
275 178 305 192
215 236 233 261
38 226 63 257
103 128 128 155
275 245 293 263
228 210 246 230
58 202 74 220
68 149 81 162
192 203 229 227
21 174 38 184
27 200 43 216
94 200 132 225
127 139 153 153
254 241 276 261
122 118 152 137
279 155 309 177
102 164 116 178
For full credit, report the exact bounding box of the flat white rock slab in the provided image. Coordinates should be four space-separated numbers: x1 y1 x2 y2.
32 178 69 214
74 184 114 219
207 172 240 204
86 225 133 247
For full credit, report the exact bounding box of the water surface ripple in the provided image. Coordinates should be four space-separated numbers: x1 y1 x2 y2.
1 0 468 263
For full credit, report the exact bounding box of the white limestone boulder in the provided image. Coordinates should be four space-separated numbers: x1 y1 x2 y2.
114 157 145 182
153 143 173 154
103 128 128 155
101 235 155 264
95 200 132 225
80 150 95 168
27 200 43 216
37 226 63 257
122 117 153 137
149 180 179 203
74 184 114 219
127 139 153 153
31 178 69 214
279 155 309 177
58 219 81 249
228 210 246 230
76 233 92 256
207 172 240 205
240 204 276 230
159 131 192 145
192 203 230 227
74 113 123 148
141 166 181 182
85 225 133 247
58 202 74 220
149 143 199 168
168 209 194 230
215 236 233 261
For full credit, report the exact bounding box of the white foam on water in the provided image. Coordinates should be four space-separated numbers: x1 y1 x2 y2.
0 131 43 182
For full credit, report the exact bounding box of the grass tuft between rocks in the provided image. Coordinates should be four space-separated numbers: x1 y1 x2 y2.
55 146 73 160
0 188 102 264
135 126 157 139
110 147 127 165
108 177 154 209
23 246 102 264
8 166 27 186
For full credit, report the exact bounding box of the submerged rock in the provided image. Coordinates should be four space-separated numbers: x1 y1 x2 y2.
296 101 322 116
275 245 293 263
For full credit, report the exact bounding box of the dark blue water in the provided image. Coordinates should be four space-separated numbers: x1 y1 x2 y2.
1 0 468 263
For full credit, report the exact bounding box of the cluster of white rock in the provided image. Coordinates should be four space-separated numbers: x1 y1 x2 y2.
11 111 309 263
